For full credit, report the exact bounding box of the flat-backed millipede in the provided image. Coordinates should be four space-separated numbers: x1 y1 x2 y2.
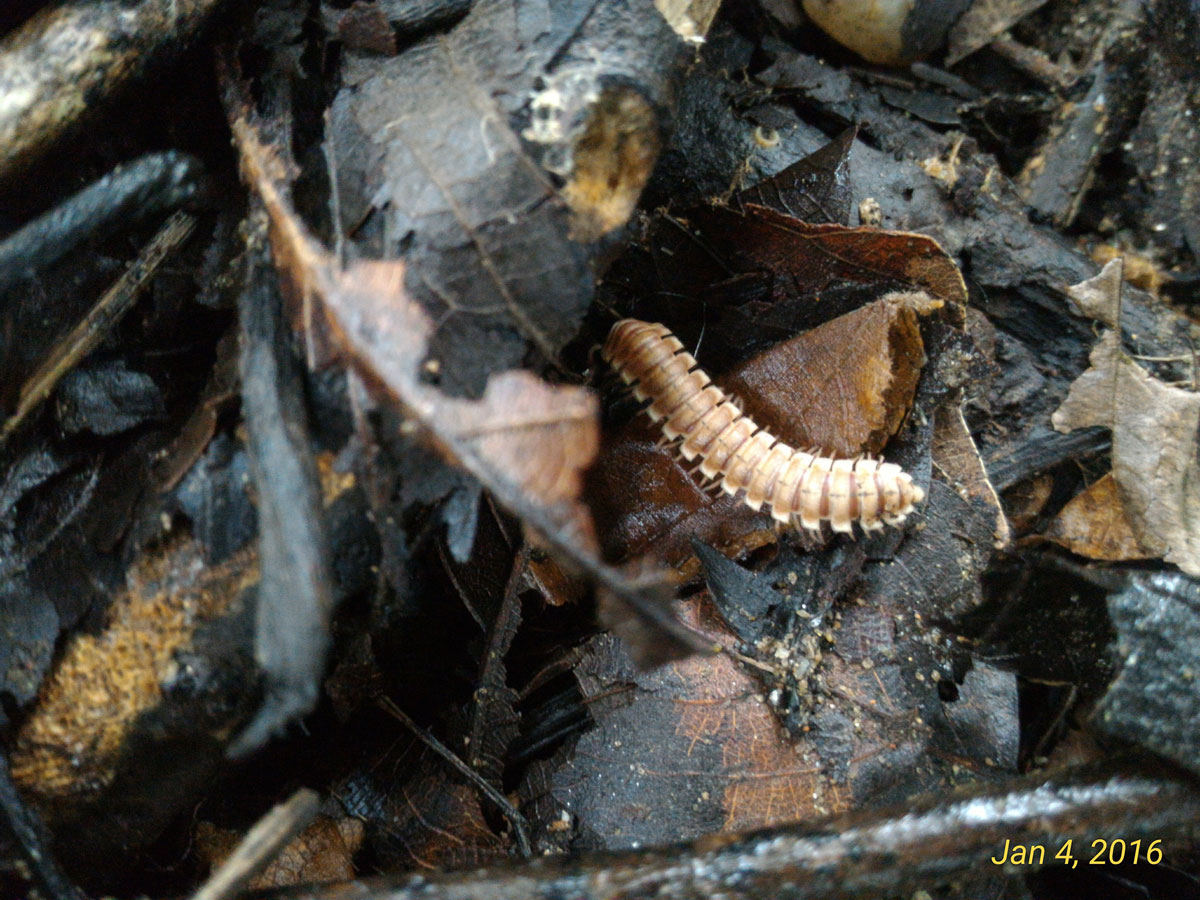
601 318 925 534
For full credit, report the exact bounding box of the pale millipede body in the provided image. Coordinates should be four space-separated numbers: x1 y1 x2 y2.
601 318 925 533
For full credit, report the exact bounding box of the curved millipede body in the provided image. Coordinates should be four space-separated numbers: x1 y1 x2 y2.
601 318 925 533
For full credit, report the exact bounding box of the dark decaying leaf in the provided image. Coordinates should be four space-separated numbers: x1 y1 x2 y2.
733 125 857 225
522 585 1017 851
720 290 941 458
196 814 364 889
224 68 706 666
337 763 507 871
53 361 165 436
325 0 704 394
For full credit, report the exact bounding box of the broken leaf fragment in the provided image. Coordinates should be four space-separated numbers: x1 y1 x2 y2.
1052 263 1200 575
721 290 941 458
1044 472 1153 562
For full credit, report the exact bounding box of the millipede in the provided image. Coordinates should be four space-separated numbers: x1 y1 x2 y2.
601 318 925 534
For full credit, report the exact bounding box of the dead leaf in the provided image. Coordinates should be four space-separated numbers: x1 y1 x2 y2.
196 815 364 889
722 291 940 457
222 61 706 664
1065 257 1123 329
528 580 1016 849
1045 472 1153 562
337 764 507 870
1052 308 1200 575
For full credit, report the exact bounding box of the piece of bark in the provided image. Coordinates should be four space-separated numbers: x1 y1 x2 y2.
228 221 336 757
1096 572 1200 777
0 1 228 182
0 754 83 900
9 530 260 878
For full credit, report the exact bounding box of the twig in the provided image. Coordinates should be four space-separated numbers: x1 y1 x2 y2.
0 1 227 181
377 695 533 857
189 788 321 900
0 153 202 295
245 758 1200 900
0 209 197 446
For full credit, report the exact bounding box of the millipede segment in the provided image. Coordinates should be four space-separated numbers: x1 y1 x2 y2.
602 318 925 534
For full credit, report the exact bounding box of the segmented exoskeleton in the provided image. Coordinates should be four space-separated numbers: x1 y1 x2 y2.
602 318 925 533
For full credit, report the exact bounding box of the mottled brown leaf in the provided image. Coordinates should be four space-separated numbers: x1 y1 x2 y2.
535 586 1015 849
196 815 364 889
1045 472 1153 562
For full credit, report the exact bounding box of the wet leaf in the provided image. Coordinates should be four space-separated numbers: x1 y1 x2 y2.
734 126 857 225
224 75 706 665
338 765 507 870
528 585 1016 849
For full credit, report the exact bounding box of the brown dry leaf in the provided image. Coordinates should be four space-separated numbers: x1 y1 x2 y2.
1045 472 1153 562
722 291 941 457
196 815 364 889
1052 266 1200 575
223 68 705 663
